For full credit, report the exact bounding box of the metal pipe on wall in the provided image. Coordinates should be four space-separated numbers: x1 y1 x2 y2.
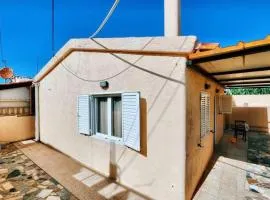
34 83 40 141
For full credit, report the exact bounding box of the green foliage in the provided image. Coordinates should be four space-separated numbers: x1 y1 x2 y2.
226 88 270 95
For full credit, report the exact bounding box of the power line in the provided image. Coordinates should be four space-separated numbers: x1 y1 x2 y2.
54 38 154 82
0 30 7 66
36 56 39 74
0 30 3 65
49 0 123 82
89 0 120 38
52 0 55 55
54 38 188 85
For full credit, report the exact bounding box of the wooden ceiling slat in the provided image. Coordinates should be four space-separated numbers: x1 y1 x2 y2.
224 80 270 85
218 76 270 82
227 85 270 88
211 66 270 76
189 36 270 87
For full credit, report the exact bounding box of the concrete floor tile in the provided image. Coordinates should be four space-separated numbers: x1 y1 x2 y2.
72 168 94 181
98 183 126 199
82 174 104 188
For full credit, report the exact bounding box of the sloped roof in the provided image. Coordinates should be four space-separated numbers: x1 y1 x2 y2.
34 36 197 82
189 36 270 88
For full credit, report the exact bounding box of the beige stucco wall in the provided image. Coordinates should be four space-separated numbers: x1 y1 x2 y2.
225 95 270 132
0 116 35 144
215 113 224 143
36 36 196 200
186 69 224 200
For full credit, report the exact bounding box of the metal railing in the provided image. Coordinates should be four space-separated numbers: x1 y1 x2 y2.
0 107 30 116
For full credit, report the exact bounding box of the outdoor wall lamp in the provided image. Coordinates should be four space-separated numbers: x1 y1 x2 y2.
204 83 211 90
100 81 109 89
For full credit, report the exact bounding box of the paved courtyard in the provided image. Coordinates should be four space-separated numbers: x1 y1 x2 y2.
4 131 270 200
194 131 270 200
0 142 78 200
0 140 148 200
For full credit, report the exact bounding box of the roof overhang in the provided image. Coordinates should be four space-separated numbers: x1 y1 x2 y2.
0 81 33 90
188 36 270 88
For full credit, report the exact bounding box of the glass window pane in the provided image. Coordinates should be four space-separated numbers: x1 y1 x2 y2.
97 97 108 135
112 97 122 138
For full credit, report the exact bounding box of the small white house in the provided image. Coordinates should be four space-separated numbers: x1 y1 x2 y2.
34 36 226 200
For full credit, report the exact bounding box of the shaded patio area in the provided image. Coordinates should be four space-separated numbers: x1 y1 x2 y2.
194 131 270 200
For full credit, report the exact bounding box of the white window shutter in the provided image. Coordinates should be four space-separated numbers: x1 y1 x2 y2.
205 94 210 134
219 95 232 114
77 95 92 135
122 92 140 151
89 95 94 135
200 92 210 138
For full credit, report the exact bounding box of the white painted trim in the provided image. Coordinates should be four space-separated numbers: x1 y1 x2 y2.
34 84 40 141
107 97 112 136
81 91 140 97
92 134 123 144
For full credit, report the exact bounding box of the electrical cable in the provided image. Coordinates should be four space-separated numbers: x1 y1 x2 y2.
89 0 120 38
54 38 187 85
49 1 186 85
52 0 55 56
0 30 5 66
54 38 154 82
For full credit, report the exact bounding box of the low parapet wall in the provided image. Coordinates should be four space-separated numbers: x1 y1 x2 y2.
0 116 35 144
225 107 270 132
225 95 270 133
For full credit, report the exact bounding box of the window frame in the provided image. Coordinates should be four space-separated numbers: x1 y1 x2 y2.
77 91 141 151
93 94 123 143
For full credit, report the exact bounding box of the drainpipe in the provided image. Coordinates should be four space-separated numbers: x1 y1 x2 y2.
34 83 40 141
164 0 180 36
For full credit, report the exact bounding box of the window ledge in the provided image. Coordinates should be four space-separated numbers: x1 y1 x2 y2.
92 134 124 145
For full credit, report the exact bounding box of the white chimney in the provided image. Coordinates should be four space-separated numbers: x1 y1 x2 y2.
164 0 180 36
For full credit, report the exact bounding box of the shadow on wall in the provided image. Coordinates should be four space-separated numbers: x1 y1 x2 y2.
109 98 148 181
225 107 270 133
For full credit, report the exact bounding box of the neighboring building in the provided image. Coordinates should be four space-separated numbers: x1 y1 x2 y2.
0 81 35 144
33 36 225 200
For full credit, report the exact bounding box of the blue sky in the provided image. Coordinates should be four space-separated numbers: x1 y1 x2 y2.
0 0 269 79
